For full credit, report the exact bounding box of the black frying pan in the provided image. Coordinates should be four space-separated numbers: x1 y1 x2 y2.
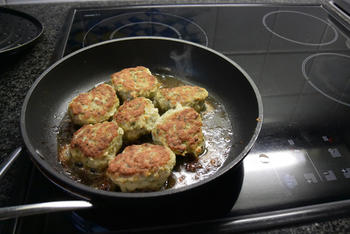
0 37 262 220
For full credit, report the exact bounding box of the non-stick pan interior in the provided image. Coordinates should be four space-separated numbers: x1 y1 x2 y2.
21 37 262 198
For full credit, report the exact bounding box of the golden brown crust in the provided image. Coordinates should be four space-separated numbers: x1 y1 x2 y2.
68 84 118 124
159 86 207 104
154 107 204 156
113 97 160 142
114 97 146 124
107 144 171 176
70 121 121 158
111 66 159 100
155 85 208 111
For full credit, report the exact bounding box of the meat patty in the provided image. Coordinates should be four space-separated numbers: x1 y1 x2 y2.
152 104 204 157
68 83 119 125
114 97 159 142
70 121 124 171
154 85 208 112
111 66 160 101
106 143 176 192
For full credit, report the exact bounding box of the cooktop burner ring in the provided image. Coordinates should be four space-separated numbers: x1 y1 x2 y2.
109 21 182 40
82 11 208 47
263 10 338 46
302 52 350 107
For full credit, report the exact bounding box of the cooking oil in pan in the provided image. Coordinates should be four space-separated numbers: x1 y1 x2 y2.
57 74 233 191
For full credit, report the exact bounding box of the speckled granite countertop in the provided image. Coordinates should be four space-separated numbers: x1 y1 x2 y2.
1 0 350 233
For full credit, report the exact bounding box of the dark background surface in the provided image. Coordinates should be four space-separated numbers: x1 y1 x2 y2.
0 0 350 233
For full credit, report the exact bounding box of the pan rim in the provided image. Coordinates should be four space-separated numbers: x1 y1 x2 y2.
0 7 44 55
20 36 263 199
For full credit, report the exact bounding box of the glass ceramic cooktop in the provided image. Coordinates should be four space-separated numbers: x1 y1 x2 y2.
60 3 350 209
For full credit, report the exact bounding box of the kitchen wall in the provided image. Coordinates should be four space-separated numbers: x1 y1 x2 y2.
2 0 108 4
1 0 320 6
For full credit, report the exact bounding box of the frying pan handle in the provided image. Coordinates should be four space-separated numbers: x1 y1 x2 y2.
0 146 22 180
0 149 93 220
0 200 93 220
